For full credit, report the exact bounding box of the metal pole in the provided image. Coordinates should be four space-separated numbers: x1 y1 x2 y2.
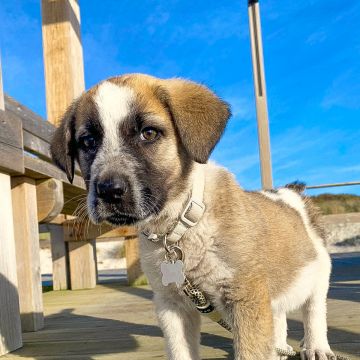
248 0 273 189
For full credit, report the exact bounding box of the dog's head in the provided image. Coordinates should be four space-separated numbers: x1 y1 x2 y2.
51 74 231 225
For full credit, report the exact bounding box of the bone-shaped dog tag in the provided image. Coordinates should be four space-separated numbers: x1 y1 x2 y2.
161 260 185 286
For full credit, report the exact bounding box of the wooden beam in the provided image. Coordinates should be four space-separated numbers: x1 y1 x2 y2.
41 0 85 125
36 178 64 223
63 220 137 242
0 173 22 355
248 0 273 190
11 177 44 332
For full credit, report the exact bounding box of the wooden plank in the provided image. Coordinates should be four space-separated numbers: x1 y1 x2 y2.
24 155 85 189
41 0 85 126
11 177 44 332
23 130 52 162
2 254 360 360
0 143 24 175
125 237 144 285
248 1 273 190
36 178 64 223
0 173 22 355
48 224 69 290
68 240 97 290
63 219 137 242
0 110 24 174
5 95 54 143
0 110 23 149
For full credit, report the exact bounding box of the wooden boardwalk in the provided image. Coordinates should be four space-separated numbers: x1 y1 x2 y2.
3 253 360 360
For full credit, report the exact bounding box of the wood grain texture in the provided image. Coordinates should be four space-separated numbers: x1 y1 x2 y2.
0 110 24 174
36 178 64 223
63 219 137 242
0 173 22 355
3 252 360 359
68 240 97 290
23 131 52 162
5 95 54 143
41 0 85 126
49 224 69 290
11 177 44 332
124 237 143 285
248 2 273 190
24 155 85 189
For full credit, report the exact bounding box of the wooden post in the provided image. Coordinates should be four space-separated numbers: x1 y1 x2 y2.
11 177 44 332
0 173 23 355
68 240 97 290
248 0 273 190
49 224 69 290
39 222 69 290
125 237 144 285
41 0 98 290
41 0 85 125
0 55 22 355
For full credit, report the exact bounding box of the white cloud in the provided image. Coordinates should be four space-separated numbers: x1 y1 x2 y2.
306 30 327 45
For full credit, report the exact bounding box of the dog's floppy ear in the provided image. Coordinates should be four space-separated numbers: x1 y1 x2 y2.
159 79 231 163
50 102 78 183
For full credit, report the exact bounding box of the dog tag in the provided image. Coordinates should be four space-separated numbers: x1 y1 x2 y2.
161 260 185 286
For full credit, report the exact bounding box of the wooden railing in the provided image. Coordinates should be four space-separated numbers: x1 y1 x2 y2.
0 1 145 355
0 93 142 355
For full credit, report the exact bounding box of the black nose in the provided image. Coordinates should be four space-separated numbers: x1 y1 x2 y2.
96 176 128 203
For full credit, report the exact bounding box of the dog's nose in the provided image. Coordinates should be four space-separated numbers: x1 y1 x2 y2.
96 177 128 203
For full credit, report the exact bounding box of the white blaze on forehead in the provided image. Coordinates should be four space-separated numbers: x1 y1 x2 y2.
94 81 135 148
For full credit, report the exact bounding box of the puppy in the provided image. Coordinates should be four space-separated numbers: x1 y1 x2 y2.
51 74 334 360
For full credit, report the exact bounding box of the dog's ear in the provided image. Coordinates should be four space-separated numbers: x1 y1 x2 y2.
50 102 78 183
158 79 231 163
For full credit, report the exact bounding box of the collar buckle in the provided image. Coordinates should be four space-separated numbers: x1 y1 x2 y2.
180 199 206 227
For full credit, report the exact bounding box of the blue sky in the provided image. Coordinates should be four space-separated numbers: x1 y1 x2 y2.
0 0 359 194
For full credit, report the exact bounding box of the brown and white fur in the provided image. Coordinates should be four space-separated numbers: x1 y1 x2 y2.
51 74 335 360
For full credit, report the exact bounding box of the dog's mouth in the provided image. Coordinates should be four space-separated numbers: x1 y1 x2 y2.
87 185 163 226
105 213 140 226
88 199 152 226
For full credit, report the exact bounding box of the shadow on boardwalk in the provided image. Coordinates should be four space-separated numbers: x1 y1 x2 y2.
4 253 360 359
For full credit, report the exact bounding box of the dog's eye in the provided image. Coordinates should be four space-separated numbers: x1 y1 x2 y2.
140 127 159 142
80 135 97 151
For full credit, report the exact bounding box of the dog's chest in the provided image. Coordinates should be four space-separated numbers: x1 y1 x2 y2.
139 229 234 311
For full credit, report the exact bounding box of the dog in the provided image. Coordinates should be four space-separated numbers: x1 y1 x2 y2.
51 74 335 360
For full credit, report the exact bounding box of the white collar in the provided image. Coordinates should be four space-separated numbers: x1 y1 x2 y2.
145 164 206 243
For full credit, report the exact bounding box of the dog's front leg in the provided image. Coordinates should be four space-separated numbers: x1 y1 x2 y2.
154 292 201 360
231 281 276 360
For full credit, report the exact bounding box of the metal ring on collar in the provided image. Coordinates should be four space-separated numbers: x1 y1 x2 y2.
164 246 184 262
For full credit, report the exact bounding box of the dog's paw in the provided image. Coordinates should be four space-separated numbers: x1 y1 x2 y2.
275 344 295 359
300 348 336 360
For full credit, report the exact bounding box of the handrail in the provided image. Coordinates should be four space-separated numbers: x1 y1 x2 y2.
306 181 360 190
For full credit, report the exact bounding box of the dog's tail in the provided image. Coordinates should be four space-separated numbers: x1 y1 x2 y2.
285 180 306 194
